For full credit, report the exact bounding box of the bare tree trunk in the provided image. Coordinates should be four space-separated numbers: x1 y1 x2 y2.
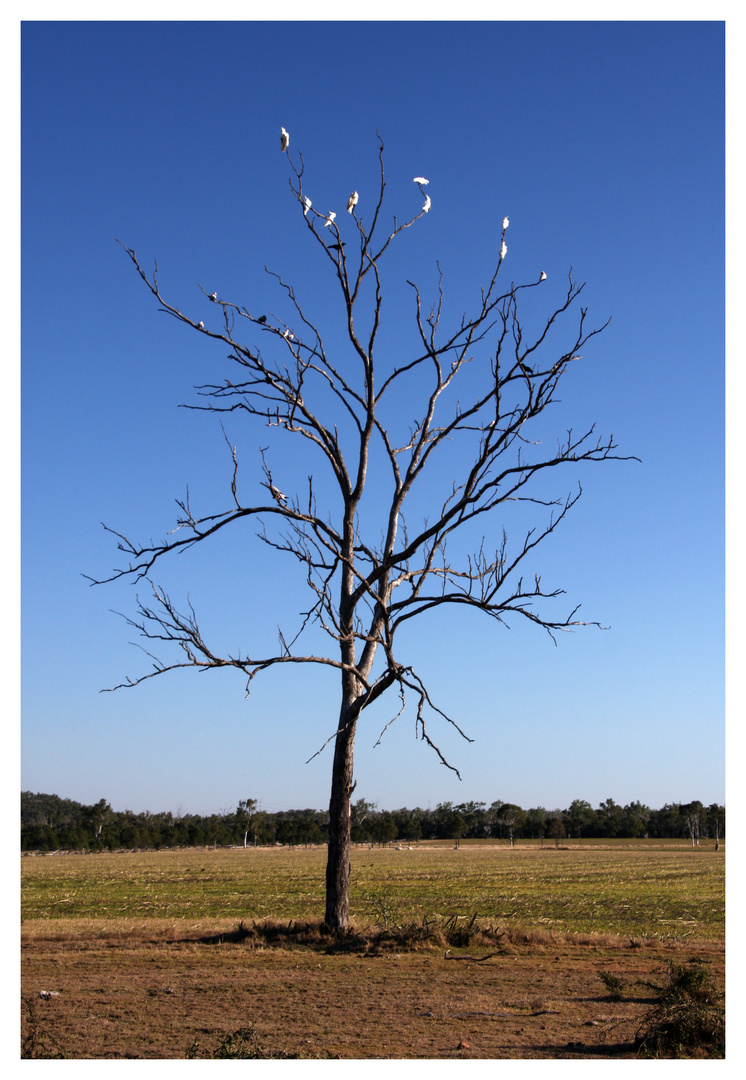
325 701 357 931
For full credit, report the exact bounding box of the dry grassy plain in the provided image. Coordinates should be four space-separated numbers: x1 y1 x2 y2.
21 840 724 1059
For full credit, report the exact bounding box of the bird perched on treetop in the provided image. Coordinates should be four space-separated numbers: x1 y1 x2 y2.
256 315 267 324
502 216 509 230
197 321 205 330
209 292 217 302
270 485 287 504
422 195 431 213
280 127 289 152
500 242 507 260
303 196 312 216
347 191 358 213
413 177 429 186
540 271 547 281
323 211 336 228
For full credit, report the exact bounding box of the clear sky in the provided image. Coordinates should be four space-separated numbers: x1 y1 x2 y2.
19 14 726 819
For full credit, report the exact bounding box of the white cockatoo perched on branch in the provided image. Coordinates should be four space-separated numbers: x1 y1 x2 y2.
422 194 431 213
303 196 312 216
540 271 547 281
500 242 507 260
413 177 429 186
197 321 205 330
280 127 289 152
270 485 287 504
347 191 358 213
323 211 336 228
502 216 509 230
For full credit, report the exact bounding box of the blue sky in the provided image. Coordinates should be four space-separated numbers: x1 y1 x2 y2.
19 16 726 818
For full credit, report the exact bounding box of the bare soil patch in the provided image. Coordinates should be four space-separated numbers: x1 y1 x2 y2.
21 918 724 1059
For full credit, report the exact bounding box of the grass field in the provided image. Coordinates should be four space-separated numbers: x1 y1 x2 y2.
22 840 724 942
21 841 725 1059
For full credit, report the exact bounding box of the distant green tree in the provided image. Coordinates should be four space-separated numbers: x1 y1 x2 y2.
276 819 298 847
203 813 231 848
565 799 594 840
546 813 566 847
371 811 398 846
494 802 525 845
448 812 467 848
394 807 423 843
454 801 488 838
292 810 326 846
431 802 456 839
251 811 275 845
488 800 505 837
597 798 625 838
705 803 724 846
647 803 686 839
682 800 704 847
524 806 547 840
350 799 376 843
83 799 112 846
622 800 650 838
21 823 59 851
174 816 205 846
236 798 259 847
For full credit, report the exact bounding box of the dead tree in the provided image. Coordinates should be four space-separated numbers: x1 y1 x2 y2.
91 133 634 931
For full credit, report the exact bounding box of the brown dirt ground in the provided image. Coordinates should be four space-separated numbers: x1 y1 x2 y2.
20 919 724 1059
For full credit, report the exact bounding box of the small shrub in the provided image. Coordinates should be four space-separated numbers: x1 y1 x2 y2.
363 881 404 931
187 1024 300 1059
635 961 724 1058
444 912 481 947
598 970 624 1000
213 1026 266 1059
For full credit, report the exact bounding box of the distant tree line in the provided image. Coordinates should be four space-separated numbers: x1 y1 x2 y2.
21 792 724 853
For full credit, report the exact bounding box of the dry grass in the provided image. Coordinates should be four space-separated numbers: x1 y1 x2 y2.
20 842 725 1059
21 917 724 1059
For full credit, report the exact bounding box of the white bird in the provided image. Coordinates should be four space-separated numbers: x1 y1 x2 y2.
422 195 431 213
282 329 295 341
500 241 507 260
323 211 336 228
540 271 547 281
502 216 509 230
303 196 312 216
280 127 289 152
413 177 429 185
347 191 358 213
197 321 205 330
209 292 217 302
270 485 287 503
